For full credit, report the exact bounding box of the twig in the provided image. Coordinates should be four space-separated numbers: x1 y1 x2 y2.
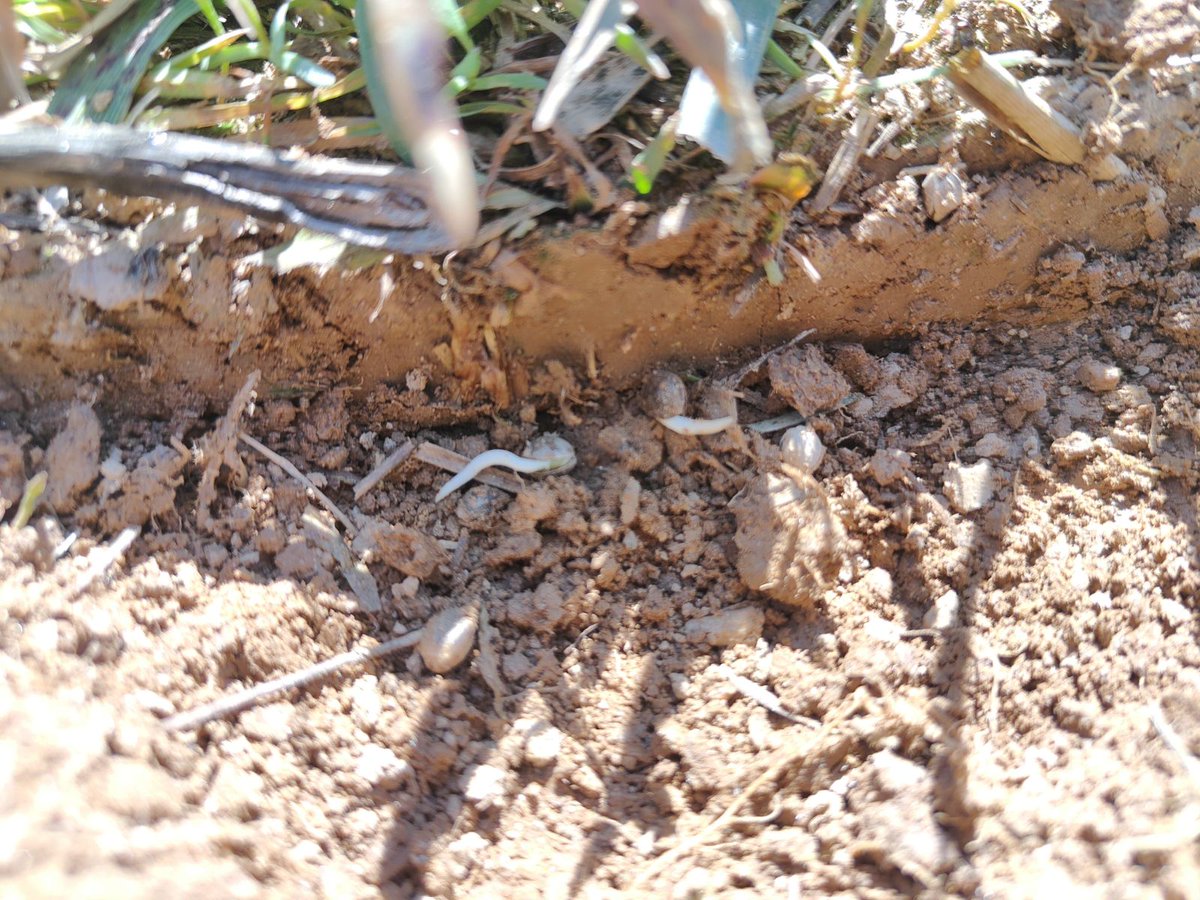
1150 702 1200 784
717 664 819 727
723 329 816 388
415 441 526 494
162 629 423 732
302 506 380 613
746 412 806 434
476 602 507 715
68 526 140 601
973 635 1002 736
353 440 415 501
198 372 260 530
0 121 454 253
900 628 943 640
631 739 813 890
239 431 356 536
810 103 879 213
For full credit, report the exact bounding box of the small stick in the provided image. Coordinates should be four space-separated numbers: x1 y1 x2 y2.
1150 702 1200 784
724 329 816 388
632 740 812 890
239 431 356 536
415 441 525 494
162 629 423 732
746 412 805 435
716 665 819 727
476 602 507 715
809 104 879 213
67 526 140 601
353 440 415 501
946 47 1085 165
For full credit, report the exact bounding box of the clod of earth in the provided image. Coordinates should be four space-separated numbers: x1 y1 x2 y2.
731 469 846 607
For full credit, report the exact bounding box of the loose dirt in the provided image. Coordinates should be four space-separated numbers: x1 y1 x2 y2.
3 6 1200 899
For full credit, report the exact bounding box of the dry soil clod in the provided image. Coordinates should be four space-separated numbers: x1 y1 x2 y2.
731 469 845 607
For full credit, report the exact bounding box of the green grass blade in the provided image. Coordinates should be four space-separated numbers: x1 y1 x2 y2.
223 0 267 43
765 37 805 77
194 0 224 33
457 99 528 117
629 113 677 194
460 0 503 29
426 0 472 50
276 49 337 86
48 0 201 123
147 29 247 80
12 471 46 529
447 45 482 93
467 72 546 93
269 0 292 65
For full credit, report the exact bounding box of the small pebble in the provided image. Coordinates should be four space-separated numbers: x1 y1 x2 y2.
1077 359 1121 393
455 485 509 530
860 567 894 602
461 764 510 810
943 460 995 513
973 433 1010 459
1052 431 1096 465
355 745 412 789
619 477 641 526
780 424 825 475
923 590 961 630
863 616 903 644
515 718 565 767
868 448 912 486
1159 597 1189 629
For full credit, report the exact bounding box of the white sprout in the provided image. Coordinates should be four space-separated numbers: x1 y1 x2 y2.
657 414 737 436
435 435 576 501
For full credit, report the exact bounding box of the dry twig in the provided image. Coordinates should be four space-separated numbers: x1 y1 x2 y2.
353 440 415 501
240 431 356 536
67 526 140 602
162 629 422 732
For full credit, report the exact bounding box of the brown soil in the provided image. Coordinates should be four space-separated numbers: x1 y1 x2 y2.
3 8 1200 899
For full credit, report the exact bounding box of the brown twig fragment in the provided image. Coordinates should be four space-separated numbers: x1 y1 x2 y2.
946 47 1085 165
1150 702 1200 784
353 440 415 501
196 371 259 530
67 526 140 602
162 629 422 732
239 431 356 536
809 104 879 214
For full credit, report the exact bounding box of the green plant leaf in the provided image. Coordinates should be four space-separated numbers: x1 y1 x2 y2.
426 0 472 50
447 45 482 93
629 113 677 194
269 0 292 65
48 0 201 123
223 0 267 43
467 72 546 93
